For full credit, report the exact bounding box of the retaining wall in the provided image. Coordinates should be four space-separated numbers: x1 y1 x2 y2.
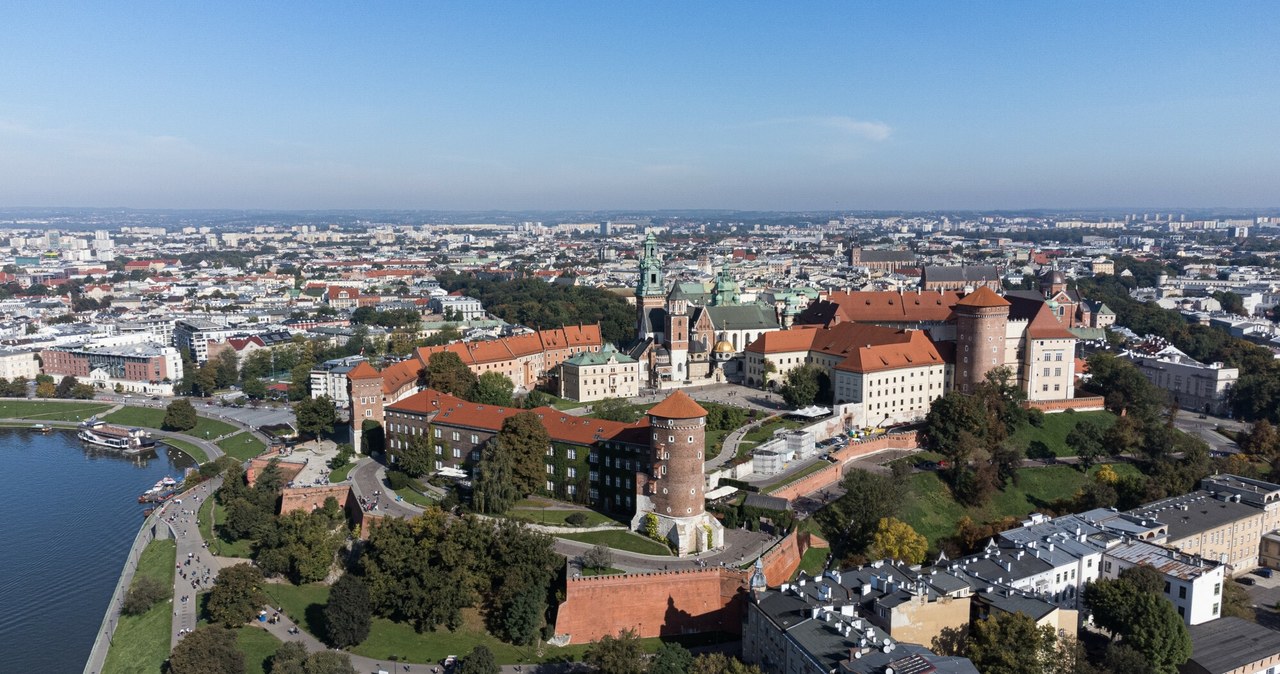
1024 396 1106 413
556 567 748 643
768 433 921 503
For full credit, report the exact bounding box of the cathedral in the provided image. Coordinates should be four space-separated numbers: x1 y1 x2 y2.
628 233 790 388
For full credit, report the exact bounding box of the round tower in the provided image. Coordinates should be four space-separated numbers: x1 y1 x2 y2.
953 286 1011 394
647 390 707 517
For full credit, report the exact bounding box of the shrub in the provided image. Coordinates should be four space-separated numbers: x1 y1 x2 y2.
565 512 589 527
385 470 411 491
122 575 169 615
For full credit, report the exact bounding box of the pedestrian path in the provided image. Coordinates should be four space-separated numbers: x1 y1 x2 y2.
162 477 225 649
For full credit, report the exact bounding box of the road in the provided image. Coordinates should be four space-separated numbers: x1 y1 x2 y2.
93 392 295 434
1171 411 1244 455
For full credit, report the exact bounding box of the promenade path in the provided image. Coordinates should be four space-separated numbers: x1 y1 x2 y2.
165 477 225 648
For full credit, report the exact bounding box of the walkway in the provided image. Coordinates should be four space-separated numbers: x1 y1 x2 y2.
165 477 226 648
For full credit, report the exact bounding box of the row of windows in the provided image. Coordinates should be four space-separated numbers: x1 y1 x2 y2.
1041 351 1065 362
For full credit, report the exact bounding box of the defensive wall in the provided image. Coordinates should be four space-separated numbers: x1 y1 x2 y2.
758 529 828 586
768 433 921 503
556 567 749 643
1023 395 1106 413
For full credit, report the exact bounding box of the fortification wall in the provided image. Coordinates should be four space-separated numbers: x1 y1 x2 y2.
1024 396 1106 413
556 567 747 643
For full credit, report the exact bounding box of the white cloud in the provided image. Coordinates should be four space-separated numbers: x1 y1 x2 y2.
817 115 892 141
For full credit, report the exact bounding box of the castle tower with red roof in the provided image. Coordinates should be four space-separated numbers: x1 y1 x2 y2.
347 360 384 453
952 286 1011 394
633 390 724 555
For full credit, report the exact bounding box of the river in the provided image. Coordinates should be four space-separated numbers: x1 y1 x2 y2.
0 428 196 672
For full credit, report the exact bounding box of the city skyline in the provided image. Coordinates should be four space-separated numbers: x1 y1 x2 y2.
1 2 1277 211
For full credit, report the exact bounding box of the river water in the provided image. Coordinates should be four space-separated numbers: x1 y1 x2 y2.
0 428 196 672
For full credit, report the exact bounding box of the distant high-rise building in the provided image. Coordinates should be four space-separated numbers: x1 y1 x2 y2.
599 220 612 237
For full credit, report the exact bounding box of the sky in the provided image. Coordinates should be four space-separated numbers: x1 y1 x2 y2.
0 2 1277 211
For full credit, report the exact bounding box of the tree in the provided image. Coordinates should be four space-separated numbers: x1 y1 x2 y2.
474 439 522 514
650 642 695 674
780 364 826 408
424 351 478 396
457 645 499 674
1066 420 1107 468
584 628 646 674
195 363 219 397
212 349 239 389
324 573 371 648
294 395 337 438
241 376 267 400
1242 420 1280 458
395 432 435 478
288 362 313 401
271 644 356 674
870 517 927 564
815 469 904 559
503 584 543 646
965 611 1060 674
206 563 266 627
580 543 613 571
122 575 169 615
591 397 644 422
55 375 77 398
468 371 514 406
1085 569 1191 674
163 398 199 431
35 380 55 398
689 653 764 674
496 410 550 497
168 626 245 674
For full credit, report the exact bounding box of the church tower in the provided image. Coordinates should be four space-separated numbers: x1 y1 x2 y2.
953 286 1011 394
636 232 666 341
711 265 740 306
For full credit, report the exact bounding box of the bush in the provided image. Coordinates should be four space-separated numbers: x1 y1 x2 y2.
565 512 589 527
122 575 169 615
385 470 412 491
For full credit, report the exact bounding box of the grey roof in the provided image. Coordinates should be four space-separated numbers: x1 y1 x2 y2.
922 265 1000 284
1186 617 1280 674
1128 490 1260 543
743 493 791 512
857 250 917 263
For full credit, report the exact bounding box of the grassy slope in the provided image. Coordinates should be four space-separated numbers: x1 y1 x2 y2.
236 626 283 674
557 530 672 556
217 432 267 461
105 406 239 439
0 399 112 420
901 463 1140 548
1010 411 1117 457
101 538 177 674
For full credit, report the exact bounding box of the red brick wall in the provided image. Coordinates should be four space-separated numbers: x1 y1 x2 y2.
769 464 842 502
245 451 305 487
556 568 748 643
1024 396 1105 413
279 485 351 515
769 433 922 503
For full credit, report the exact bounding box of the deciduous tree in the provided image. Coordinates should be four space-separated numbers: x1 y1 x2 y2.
468 371 514 406
424 351 478 397
323 573 372 648
163 398 199 431
965 611 1059 674
206 563 267 627
814 469 904 559
870 517 927 564
294 395 337 438
457 645 499 674
168 626 245 674
584 628 646 674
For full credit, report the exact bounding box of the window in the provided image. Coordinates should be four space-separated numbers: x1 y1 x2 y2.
1163 581 1170 594
452 448 461 458
451 431 460 441
1179 586 1186 599
1214 582 1221 596
434 428 442 438
470 434 479 444
567 448 576 460
547 480 555 492
1213 602 1220 615
546 464 554 474
567 467 576 479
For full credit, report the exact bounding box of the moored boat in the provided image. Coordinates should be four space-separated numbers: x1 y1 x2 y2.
32 423 52 433
78 418 156 453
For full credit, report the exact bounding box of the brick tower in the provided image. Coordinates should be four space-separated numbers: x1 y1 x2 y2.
952 286 1011 394
346 361 384 453
634 390 724 555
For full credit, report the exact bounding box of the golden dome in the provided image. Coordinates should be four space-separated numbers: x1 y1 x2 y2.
713 340 735 354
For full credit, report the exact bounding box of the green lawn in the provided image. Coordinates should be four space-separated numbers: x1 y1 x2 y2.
217 432 267 461
204 500 255 558
105 406 240 440
900 463 1138 549
581 566 627 577
237 626 283 674
0 399 112 421
329 461 355 482
266 582 721 664
793 545 830 580
395 486 438 508
510 507 623 527
161 438 208 463
101 538 177 674
764 459 835 494
1011 411 1117 457
557 530 672 556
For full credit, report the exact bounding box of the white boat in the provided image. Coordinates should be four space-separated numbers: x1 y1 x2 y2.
78 418 156 452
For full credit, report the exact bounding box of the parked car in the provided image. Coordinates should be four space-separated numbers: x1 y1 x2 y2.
1237 576 1256 586
1258 567 1273 579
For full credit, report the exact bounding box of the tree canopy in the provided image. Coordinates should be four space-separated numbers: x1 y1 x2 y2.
163 398 199 432
206 563 267 627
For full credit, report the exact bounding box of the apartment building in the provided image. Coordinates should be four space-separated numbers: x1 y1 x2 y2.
1128 490 1266 575
40 339 182 395
173 318 240 363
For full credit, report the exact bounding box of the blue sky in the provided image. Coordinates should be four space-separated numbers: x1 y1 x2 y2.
1 2 1277 210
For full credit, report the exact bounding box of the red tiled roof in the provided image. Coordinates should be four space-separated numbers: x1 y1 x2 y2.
347 361 382 380
799 290 963 326
647 391 708 419
954 286 1010 308
1026 303 1076 340
387 388 645 445
744 327 820 353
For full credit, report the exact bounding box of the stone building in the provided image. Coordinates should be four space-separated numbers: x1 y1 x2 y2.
632 391 725 555
558 345 641 402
